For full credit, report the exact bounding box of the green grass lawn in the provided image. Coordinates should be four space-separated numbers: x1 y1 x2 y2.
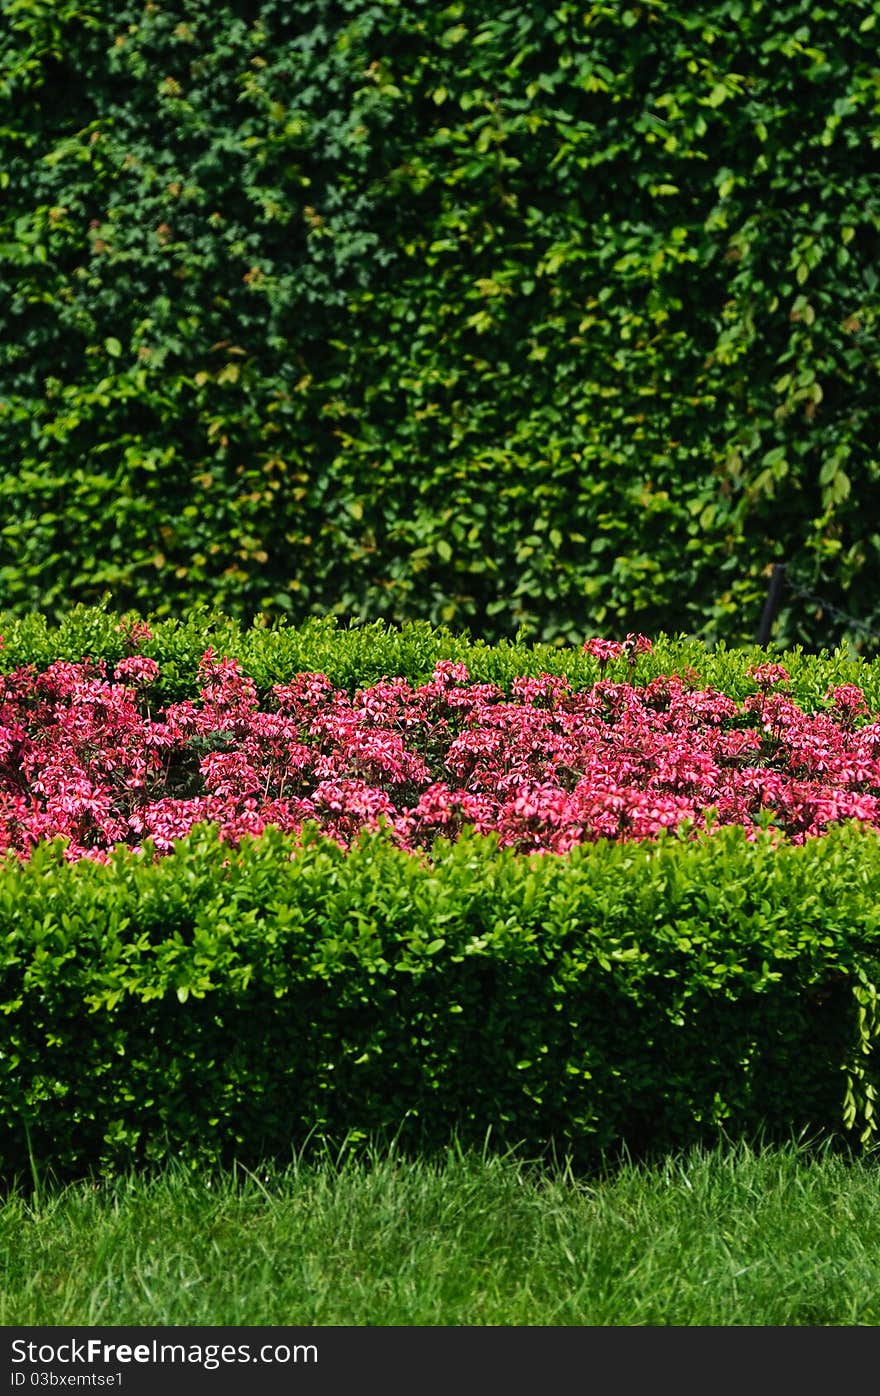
4 1138 880 1326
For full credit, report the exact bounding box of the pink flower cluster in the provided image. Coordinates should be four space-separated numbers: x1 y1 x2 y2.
583 633 653 673
1 645 879 861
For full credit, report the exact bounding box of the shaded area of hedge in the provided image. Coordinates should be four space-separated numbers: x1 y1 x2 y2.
2 822 878 1180
2 1 880 647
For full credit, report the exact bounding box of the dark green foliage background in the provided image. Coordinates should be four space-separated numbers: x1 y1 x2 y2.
2 0 879 646
1 822 878 1180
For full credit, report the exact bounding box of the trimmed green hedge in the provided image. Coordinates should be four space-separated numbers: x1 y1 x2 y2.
2 822 878 1179
2 602 880 709
2 1 880 647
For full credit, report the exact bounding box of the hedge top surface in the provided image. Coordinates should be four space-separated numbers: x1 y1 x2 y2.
0 603 878 708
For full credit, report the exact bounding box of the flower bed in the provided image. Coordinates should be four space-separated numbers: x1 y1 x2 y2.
2 632 880 860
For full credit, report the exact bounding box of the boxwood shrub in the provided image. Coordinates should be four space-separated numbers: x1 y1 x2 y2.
1 821 878 1180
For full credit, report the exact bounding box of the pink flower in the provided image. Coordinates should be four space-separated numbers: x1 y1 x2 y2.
747 663 790 690
115 618 154 653
430 660 471 687
827 684 869 718
583 638 625 663
114 656 160 686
